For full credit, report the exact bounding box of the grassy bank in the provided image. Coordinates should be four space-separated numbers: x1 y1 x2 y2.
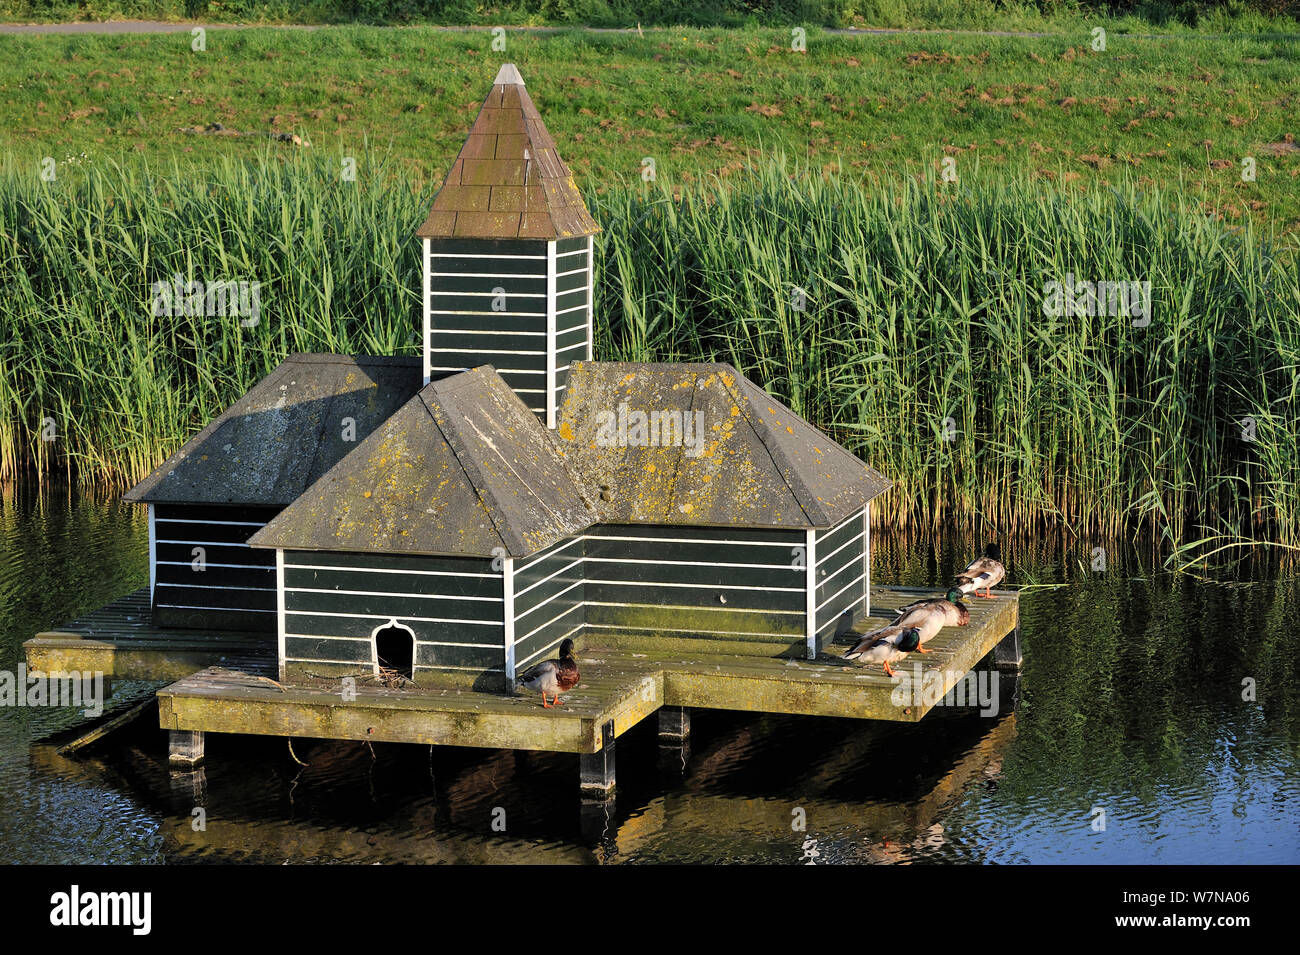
2 26 1297 227
1 155 1296 549
3 0 1299 31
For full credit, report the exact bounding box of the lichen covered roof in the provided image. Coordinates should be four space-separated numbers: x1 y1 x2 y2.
247 366 599 559
414 63 600 241
554 362 891 528
123 354 424 508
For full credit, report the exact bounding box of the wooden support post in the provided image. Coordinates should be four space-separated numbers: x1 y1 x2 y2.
168 765 207 807
168 729 205 771
993 625 1023 671
658 706 690 742
579 720 615 797
657 706 691 775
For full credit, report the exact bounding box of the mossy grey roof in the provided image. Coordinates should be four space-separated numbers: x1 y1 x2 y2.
124 354 424 508
247 366 599 559
554 362 891 528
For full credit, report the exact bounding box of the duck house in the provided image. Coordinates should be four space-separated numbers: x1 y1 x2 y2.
26 63 1020 800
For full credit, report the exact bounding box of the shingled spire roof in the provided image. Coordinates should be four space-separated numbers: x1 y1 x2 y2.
415 63 601 241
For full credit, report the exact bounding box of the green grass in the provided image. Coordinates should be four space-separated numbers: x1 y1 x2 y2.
1 152 1296 553
1 26 1297 227
2 0 1298 32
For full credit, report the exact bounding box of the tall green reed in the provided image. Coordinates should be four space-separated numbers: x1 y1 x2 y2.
2 151 1296 550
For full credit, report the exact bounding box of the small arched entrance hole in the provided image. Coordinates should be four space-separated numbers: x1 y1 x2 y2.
372 620 415 681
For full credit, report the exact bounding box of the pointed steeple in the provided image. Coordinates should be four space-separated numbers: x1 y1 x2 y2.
416 64 599 240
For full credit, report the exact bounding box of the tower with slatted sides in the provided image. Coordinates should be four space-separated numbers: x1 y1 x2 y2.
416 63 600 428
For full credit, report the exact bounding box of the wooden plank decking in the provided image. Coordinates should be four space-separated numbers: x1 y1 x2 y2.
24 589 275 682
154 587 1018 754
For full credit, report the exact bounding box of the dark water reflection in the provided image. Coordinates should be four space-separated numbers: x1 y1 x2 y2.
2 485 1297 864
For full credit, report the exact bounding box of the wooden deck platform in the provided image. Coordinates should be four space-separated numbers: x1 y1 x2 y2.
24 589 275 682
154 587 1018 758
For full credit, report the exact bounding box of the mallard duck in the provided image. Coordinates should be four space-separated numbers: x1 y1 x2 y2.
843 626 923 677
890 596 971 630
516 638 579 707
951 543 1005 599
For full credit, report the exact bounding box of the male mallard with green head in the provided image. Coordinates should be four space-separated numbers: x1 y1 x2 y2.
951 543 1005 599
843 626 923 677
516 638 580 707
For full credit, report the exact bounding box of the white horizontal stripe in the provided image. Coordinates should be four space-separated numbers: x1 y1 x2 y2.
430 272 545 280
586 600 801 617
155 518 267 527
427 364 544 379
516 600 584 644
428 347 543 356
157 539 252 547
412 640 504 649
816 529 865 568
588 534 797 548
283 634 369 642
285 586 502 602
513 556 584 599
816 573 866 613
429 252 546 260
515 535 583 569
819 544 865 576
426 369 544 390
157 561 272 570
589 623 796 640
159 604 275 613
585 556 799 571
430 290 546 299
285 609 499 626
157 582 276 592
286 563 496 579
555 303 588 316
555 341 588 355
555 267 589 279
513 623 583 669
429 310 545 318
284 656 505 673
515 579 584 624
585 578 801 593
429 328 546 337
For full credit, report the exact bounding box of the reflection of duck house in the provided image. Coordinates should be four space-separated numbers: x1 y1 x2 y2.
29 65 1019 796
123 64 890 689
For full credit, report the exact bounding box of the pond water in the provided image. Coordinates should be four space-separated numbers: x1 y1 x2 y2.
2 485 1297 864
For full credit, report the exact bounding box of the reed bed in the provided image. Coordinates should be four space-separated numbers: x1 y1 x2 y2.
2 152 1296 550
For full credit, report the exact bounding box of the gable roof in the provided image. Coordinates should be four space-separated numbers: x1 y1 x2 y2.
414 63 600 242
247 366 598 559
554 362 891 528
123 354 423 508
